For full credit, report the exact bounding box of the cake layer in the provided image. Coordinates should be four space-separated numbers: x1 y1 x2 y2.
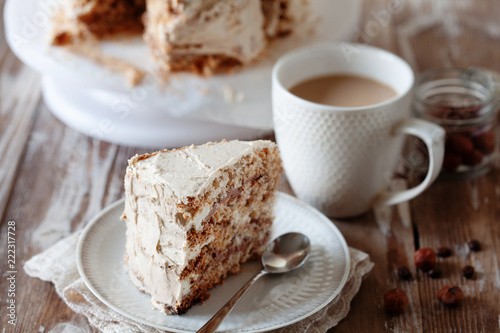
52 0 145 45
163 54 243 76
262 0 294 39
122 140 282 314
76 0 146 37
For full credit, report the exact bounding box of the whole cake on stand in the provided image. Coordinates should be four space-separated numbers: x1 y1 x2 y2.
51 0 301 76
4 0 362 147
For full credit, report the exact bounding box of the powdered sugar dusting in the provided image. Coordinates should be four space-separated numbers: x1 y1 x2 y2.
454 243 469 259
469 181 480 211
374 204 392 236
473 260 486 293
493 262 500 290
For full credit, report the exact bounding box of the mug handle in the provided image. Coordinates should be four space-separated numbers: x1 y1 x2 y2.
375 118 445 206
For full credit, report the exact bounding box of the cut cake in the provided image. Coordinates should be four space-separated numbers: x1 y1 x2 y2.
121 140 282 314
51 0 304 75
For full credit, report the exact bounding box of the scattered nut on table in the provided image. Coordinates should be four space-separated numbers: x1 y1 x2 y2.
468 240 481 252
462 265 475 279
428 269 442 279
397 266 412 281
414 248 437 272
437 285 464 306
436 247 452 258
384 288 408 314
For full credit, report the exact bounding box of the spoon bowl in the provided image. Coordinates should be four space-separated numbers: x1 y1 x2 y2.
262 232 311 273
197 232 311 333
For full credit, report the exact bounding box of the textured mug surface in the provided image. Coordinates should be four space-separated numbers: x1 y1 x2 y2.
272 43 444 218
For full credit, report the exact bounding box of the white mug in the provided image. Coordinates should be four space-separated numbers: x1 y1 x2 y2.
272 43 445 218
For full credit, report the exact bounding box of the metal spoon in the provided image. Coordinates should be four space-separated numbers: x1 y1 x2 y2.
197 232 311 333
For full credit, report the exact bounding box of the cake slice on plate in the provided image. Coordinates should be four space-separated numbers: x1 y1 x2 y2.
121 140 282 314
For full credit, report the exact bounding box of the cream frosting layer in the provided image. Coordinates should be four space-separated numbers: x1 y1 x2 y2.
145 0 267 64
127 140 273 202
123 140 277 309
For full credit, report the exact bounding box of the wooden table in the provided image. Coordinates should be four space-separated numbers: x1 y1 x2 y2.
1 0 500 332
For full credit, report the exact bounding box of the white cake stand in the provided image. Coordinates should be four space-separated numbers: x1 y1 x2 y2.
4 0 362 148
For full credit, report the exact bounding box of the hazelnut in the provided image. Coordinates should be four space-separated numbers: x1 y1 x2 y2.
384 288 408 313
397 266 412 281
431 107 450 119
468 240 481 252
442 153 462 172
436 247 452 258
446 134 474 156
474 131 495 155
440 106 481 120
437 285 463 306
414 248 436 272
462 150 483 166
461 265 475 279
428 269 442 279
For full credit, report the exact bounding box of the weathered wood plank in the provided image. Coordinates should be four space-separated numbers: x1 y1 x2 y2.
0 97 148 331
410 177 500 332
0 47 41 222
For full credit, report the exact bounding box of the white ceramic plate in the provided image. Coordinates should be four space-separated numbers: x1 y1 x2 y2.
77 192 350 332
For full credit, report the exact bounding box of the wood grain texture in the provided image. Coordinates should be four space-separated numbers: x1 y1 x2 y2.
0 101 154 331
0 13 41 222
1 0 500 332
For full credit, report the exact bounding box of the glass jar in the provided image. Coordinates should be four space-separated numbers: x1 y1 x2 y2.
413 68 498 180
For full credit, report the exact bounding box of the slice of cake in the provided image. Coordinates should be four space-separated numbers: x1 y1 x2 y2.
144 0 267 74
122 140 282 314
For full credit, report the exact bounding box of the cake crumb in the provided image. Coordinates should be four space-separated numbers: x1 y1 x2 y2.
222 85 245 104
66 42 145 87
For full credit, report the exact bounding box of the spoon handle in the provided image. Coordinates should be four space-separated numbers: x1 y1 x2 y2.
197 269 268 333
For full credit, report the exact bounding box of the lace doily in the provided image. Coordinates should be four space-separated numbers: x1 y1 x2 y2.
25 231 373 333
